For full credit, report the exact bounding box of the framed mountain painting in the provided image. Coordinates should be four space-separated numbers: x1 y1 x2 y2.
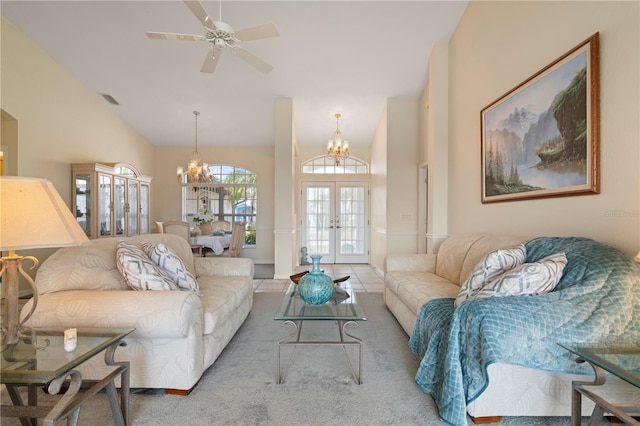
481 33 600 203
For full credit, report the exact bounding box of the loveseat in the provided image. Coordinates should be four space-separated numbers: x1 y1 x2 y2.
21 233 254 392
384 233 640 424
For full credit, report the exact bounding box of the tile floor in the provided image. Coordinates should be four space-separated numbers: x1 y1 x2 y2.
253 263 384 293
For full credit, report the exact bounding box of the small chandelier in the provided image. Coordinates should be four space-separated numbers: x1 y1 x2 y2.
326 113 349 166
177 111 214 184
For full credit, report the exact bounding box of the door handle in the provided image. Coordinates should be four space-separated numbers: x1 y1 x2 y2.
328 226 334 229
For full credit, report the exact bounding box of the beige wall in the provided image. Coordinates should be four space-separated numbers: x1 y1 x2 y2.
1 16 156 290
1 17 155 200
369 104 388 271
447 1 640 255
369 100 419 271
386 99 420 253
273 98 297 276
1 110 19 176
423 42 450 253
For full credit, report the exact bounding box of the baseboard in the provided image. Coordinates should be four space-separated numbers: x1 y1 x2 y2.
372 265 384 278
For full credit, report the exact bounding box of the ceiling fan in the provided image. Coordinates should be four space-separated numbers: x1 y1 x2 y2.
146 1 279 74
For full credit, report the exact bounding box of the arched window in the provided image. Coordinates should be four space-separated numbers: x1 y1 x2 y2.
301 155 369 174
181 164 257 246
114 164 138 177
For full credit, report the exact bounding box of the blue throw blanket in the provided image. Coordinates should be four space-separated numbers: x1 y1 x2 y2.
409 237 640 426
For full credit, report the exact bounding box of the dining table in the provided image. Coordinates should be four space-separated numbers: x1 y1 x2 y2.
191 234 231 255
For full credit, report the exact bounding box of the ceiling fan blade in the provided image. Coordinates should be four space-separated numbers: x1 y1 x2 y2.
233 47 273 74
183 0 216 31
201 50 221 73
146 32 202 41
234 23 280 42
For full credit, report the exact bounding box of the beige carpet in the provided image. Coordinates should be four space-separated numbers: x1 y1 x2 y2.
1 293 590 425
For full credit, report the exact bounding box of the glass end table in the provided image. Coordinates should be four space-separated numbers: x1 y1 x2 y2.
559 342 640 425
275 281 366 384
2 327 134 426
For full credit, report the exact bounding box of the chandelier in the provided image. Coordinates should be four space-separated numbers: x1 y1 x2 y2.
326 113 349 166
177 111 214 184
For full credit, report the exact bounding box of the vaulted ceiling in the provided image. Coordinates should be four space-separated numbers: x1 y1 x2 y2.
2 1 468 148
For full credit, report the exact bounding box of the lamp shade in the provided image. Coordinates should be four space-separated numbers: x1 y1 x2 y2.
0 177 89 251
636 251 640 262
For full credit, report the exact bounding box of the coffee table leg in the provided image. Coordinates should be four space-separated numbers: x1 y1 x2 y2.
277 320 299 384
340 321 363 384
44 369 83 426
5 385 36 426
105 341 130 426
571 382 582 426
571 359 612 426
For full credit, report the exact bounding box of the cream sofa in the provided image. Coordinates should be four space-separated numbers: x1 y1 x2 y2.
22 233 254 392
384 233 639 423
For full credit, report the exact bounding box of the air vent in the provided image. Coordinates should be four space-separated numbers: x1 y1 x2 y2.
99 93 120 105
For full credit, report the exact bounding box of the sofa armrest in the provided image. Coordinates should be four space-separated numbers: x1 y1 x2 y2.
385 254 437 273
22 290 202 339
193 257 254 277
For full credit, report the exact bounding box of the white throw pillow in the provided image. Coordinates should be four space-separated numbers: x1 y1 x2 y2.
143 242 201 295
455 244 527 306
461 252 567 303
116 241 178 291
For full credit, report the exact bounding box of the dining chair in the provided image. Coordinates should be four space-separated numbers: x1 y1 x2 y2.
162 220 203 257
220 222 245 257
211 220 231 232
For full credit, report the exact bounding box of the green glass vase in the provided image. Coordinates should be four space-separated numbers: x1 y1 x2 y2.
298 255 334 305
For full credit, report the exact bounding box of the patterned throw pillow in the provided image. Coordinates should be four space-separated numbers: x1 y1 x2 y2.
455 244 527 306
460 252 567 303
116 241 178 291
142 242 201 295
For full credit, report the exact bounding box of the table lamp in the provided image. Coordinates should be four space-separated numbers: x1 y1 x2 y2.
0 177 89 346
636 251 640 262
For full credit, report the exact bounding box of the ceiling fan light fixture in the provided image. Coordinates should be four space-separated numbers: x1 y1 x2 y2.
146 0 279 74
326 113 349 166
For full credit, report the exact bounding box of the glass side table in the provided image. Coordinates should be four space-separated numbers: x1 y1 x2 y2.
275 281 367 384
2 327 134 426
559 343 640 426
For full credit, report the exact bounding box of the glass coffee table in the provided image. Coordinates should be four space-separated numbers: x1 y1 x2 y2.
1 327 134 426
275 281 366 384
559 343 640 425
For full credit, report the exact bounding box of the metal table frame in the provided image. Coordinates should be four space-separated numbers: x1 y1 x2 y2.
2 328 133 426
277 319 362 384
560 344 640 426
275 282 366 385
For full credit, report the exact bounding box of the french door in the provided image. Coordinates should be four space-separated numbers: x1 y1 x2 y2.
301 182 369 264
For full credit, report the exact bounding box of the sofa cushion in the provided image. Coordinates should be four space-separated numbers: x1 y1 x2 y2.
35 234 196 295
389 271 460 315
116 241 178 291
458 252 567 303
455 244 526 306
436 234 484 285
36 241 130 294
198 275 253 335
143 242 201 295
